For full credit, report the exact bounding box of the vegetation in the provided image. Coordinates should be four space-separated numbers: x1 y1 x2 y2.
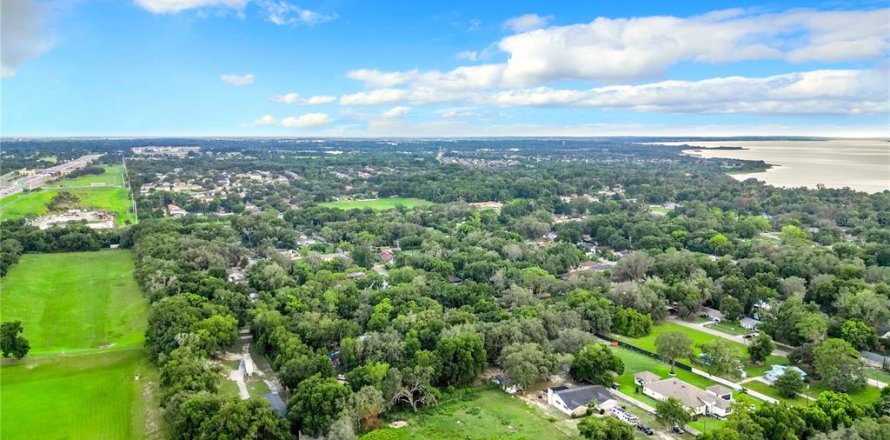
578 416 634 440
318 197 434 210
0 321 30 359
655 397 691 429
774 369 804 398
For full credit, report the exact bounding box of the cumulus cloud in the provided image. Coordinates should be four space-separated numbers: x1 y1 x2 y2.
503 13 552 33
271 93 336 104
134 0 248 14
257 0 335 26
281 112 332 128
382 106 411 118
1 0 53 78
349 8 890 88
221 73 254 85
246 114 278 126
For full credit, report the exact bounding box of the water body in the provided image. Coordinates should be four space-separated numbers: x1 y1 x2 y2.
658 140 890 194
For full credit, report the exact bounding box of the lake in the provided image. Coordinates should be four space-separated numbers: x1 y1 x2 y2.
658 140 890 193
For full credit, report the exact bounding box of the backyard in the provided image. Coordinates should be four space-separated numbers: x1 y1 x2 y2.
319 197 433 210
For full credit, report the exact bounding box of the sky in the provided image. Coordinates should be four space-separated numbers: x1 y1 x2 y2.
2 0 889 137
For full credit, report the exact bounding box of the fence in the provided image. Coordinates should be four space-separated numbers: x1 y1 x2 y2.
595 333 693 372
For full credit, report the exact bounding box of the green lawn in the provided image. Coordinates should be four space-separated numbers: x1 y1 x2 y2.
801 381 883 405
0 250 161 439
46 164 126 188
1 348 163 440
743 380 810 407
0 251 148 354
319 197 433 210
706 321 750 336
361 387 579 439
864 368 890 384
0 186 134 225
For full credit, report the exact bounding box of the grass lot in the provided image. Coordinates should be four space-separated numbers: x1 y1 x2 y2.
612 322 788 377
801 381 883 405
362 387 579 439
319 197 433 210
706 320 751 336
0 164 134 225
0 251 148 354
648 205 671 214
0 250 162 439
865 368 890 384
743 380 811 407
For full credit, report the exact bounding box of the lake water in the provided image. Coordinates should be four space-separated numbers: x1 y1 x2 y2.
658 140 890 193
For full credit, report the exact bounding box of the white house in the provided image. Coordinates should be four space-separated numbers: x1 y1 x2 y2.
636 372 733 418
547 385 618 416
491 374 518 394
763 365 807 383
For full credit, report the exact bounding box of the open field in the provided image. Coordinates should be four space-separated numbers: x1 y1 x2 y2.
0 164 134 225
705 320 750 336
362 387 579 439
1 348 162 439
1 251 148 354
319 197 433 210
801 381 883 405
0 250 161 439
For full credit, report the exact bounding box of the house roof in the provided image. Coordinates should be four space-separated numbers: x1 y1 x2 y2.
634 371 661 383
645 378 730 410
706 385 732 396
552 385 614 409
766 365 807 378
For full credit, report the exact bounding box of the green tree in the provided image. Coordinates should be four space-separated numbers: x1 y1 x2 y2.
781 225 808 245
839 319 877 351
655 397 691 429
570 343 624 385
0 321 30 359
160 345 220 402
435 332 486 385
578 415 634 440
774 369 804 398
656 331 693 374
287 375 351 437
747 333 775 364
720 297 743 322
498 342 558 390
814 339 866 392
699 340 742 377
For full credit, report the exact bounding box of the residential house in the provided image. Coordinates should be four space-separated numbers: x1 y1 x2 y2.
547 385 618 416
637 373 733 418
491 374 518 394
763 365 807 383
167 204 187 216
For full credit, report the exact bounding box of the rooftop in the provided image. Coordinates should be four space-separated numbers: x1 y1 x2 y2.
550 385 614 409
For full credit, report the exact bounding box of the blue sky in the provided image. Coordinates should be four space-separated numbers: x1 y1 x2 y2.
2 0 889 137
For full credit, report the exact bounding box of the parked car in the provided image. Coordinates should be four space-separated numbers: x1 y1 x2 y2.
636 424 654 435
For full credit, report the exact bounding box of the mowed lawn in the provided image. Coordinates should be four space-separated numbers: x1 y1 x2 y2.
46 164 126 188
0 250 161 439
319 197 433 210
362 387 579 439
1 251 148 354
1 348 161 440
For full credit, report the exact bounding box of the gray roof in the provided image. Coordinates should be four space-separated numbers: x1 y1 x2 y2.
634 371 661 383
706 385 732 396
645 378 731 410
553 385 614 409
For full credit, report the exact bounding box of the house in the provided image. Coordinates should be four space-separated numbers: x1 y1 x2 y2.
637 373 733 418
167 204 187 216
227 268 246 284
491 374 518 394
547 385 618 416
763 365 807 383
634 371 661 387
740 317 760 331
379 251 394 264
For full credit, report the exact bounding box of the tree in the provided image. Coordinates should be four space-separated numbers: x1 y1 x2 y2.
656 397 691 429
747 333 775 364
720 297 743 322
611 307 653 338
578 415 634 440
774 369 804 398
498 342 558 390
348 385 386 432
287 375 351 437
571 343 624 385
814 339 866 392
435 332 486 386
839 319 878 351
699 340 742 377
656 331 692 374
611 252 653 282
0 321 30 359
159 345 220 402
781 225 808 245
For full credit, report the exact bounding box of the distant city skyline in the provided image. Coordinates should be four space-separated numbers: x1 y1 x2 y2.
2 0 889 137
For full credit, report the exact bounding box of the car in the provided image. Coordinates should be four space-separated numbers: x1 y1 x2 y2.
671 425 685 434
636 424 654 435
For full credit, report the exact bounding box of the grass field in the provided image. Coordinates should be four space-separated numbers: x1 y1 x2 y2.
0 251 148 354
0 250 162 439
0 165 134 225
801 381 883 405
362 387 579 439
742 380 811 407
319 197 433 210
865 368 890 384
705 320 750 336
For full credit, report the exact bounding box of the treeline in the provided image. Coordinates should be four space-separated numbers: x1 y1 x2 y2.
0 220 123 275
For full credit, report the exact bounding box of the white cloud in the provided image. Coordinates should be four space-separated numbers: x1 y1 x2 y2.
281 112 332 128
382 106 411 118
271 93 336 105
503 13 552 33
339 89 410 105
346 69 419 88
221 73 254 86
134 0 248 14
246 114 278 126
1 0 53 78
456 51 480 61
256 0 335 26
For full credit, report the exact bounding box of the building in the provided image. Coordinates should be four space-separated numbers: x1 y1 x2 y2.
637 372 733 418
763 365 807 383
547 385 618 416
740 317 760 331
167 204 188 216
491 374 518 394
